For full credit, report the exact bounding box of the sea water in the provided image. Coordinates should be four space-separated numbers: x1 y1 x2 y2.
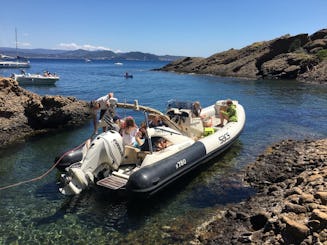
0 59 326 244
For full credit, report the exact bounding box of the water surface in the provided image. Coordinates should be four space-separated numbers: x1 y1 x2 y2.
0 59 326 244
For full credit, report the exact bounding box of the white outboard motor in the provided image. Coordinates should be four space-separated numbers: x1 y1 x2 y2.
60 130 124 195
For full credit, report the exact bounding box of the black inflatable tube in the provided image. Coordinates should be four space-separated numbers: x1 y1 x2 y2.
55 148 83 171
126 131 242 196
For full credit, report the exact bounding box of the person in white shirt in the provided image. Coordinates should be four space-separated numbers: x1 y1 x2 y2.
90 92 115 134
121 116 139 146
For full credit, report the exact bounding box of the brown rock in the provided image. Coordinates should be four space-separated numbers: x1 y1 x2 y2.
315 192 327 205
307 174 324 182
158 29 327 83
0 77 91 148
189 138 327 245
299 193 315 204
311 209 327 224
283 201 307 214
282 215 310 241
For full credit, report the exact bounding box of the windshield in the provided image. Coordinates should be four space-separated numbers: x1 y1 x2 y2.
166 100 194 110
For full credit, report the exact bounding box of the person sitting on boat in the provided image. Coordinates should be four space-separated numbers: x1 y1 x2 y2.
112 115 122 133
44 70 50 77
121 116 139 147
154 138 172 151
148 115 167 128
134 121 147 148
192 101 202 117
217 100 237 127
137 136 171 152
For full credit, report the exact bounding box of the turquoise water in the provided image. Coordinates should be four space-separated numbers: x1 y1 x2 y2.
0 59 326 244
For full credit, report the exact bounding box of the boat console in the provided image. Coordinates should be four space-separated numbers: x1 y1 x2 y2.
166 100 204 138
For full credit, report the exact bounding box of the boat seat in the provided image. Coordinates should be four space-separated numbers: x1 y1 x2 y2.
211 117 222 127
122 145 141 165
137 151 150 161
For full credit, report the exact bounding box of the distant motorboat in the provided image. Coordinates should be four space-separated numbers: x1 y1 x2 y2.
12 70 59 85
124 72 133 78
114 62 123 65
84 59 91 63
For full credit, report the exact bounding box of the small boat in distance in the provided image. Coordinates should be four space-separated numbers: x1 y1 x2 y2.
114 62 123 65
124 72 133 78
12 70 60 85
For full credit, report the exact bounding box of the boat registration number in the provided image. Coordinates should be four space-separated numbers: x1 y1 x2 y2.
176 159 187 169
219 132 230 144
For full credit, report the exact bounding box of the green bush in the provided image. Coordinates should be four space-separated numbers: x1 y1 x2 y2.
316 49 327 61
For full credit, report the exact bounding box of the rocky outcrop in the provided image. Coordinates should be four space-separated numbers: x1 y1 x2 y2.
158 29 327 83
192 138 327 244
0 77 91 147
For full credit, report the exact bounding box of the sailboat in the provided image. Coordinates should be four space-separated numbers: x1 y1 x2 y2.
0 29 30 69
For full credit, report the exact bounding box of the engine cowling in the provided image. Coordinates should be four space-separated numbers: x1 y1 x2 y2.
59 130 124 195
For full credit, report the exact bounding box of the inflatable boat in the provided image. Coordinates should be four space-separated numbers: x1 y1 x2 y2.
57 98 245 196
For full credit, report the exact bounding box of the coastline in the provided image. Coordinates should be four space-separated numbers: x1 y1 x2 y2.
156 29 327 84
0 77 91 148
189 138 327 244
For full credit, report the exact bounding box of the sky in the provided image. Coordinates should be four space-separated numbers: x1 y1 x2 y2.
0 0 326 57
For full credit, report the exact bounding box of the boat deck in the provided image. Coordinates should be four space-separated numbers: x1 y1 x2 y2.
96 175 128 190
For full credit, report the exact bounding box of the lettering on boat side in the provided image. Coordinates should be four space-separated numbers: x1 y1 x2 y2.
113 139 124 156
176 159 187 169
218 132 230 144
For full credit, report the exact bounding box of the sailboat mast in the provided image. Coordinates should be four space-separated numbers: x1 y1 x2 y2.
15 28 18 58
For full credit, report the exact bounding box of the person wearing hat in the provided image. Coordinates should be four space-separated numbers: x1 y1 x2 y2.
217 100 237 127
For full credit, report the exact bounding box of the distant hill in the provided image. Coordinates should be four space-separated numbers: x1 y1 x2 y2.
0 47 183 61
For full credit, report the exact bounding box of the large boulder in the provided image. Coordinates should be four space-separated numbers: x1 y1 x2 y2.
0 77 91 147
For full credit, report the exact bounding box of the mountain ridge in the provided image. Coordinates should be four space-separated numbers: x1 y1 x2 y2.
0 47 183 61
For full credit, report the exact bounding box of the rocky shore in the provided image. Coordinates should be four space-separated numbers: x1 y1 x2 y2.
157 29 327 84
0 77 91 148
190 138 327 244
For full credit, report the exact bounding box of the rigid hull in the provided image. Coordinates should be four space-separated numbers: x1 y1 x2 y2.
13 73 59 85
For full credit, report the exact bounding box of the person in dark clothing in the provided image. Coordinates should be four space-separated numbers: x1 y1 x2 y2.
148 115 167 128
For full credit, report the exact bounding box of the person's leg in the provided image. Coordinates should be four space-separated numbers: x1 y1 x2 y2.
218 111 228 126
99 110 107 132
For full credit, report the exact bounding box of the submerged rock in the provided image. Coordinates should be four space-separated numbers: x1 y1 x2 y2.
0 77 91 148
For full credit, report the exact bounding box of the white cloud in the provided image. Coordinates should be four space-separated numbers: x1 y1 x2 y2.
58 42 112 51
